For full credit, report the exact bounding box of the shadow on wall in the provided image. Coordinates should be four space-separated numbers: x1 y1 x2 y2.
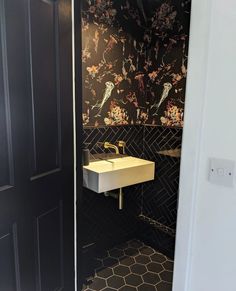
82 0 191 127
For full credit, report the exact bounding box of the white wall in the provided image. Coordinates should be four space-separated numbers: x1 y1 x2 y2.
173 0 236 290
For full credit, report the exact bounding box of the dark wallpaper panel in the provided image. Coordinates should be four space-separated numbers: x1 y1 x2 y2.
82 0 191 127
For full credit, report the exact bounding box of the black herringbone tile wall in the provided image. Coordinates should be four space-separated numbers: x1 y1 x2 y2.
142 153 181 229
83 125 144 158
82 126 144 248
143 126 182 154
80 125 182 277
82 125 144 235
80 126 144 282
140 126 182 257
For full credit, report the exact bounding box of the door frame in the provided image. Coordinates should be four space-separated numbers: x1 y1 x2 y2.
172 0 212 290
73 0 83 289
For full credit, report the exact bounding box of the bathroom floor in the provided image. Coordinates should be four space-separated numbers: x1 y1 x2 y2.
82 239 173 291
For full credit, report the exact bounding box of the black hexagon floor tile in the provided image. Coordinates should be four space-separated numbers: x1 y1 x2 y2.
130 263 147 275
162 260 174 271
125 247 139 256
96 267 113 279
113 265 130 276
150 253 167 264
142 272 161 285
88 277 106 290
103 257 118 268
147 262 164 273
119 256 135 266
137 283 156 291
119 286 136 291
82 239 173 291
159 270 173 283
139 246 155 255
107 275 125 289
125 273 143 287
135 254 151 264
156 281 172 291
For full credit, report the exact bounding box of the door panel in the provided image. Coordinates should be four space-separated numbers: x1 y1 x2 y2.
35 203 63 291
28 0 62 176
0 0 14 190
0 224 20 291
0 0 74 290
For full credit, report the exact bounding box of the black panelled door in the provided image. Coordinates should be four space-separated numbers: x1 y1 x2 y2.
0 1 74 291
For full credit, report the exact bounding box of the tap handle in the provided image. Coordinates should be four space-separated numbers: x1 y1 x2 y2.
117 140 126 154
117 140 126 147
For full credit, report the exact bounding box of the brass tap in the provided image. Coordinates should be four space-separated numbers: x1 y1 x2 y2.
104 142 119 154
117 140 126 154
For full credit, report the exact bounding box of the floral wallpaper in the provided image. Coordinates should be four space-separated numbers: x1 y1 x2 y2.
82 0 191 127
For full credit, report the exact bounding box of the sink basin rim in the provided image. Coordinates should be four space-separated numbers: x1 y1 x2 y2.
83 156 154 174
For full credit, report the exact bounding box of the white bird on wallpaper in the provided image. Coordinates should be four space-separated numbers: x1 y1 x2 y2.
151 82 172 116
93 81 115 117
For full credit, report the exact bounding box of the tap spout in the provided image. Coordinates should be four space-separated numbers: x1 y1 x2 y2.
104 142 120 154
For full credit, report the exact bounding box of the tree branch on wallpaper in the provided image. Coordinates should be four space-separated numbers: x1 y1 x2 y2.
82 0 191 127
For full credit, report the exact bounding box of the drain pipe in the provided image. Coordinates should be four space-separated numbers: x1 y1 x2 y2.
104 188 124 210
118 188 124 210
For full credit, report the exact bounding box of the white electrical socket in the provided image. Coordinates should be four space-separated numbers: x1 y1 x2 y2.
209 158 235 188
